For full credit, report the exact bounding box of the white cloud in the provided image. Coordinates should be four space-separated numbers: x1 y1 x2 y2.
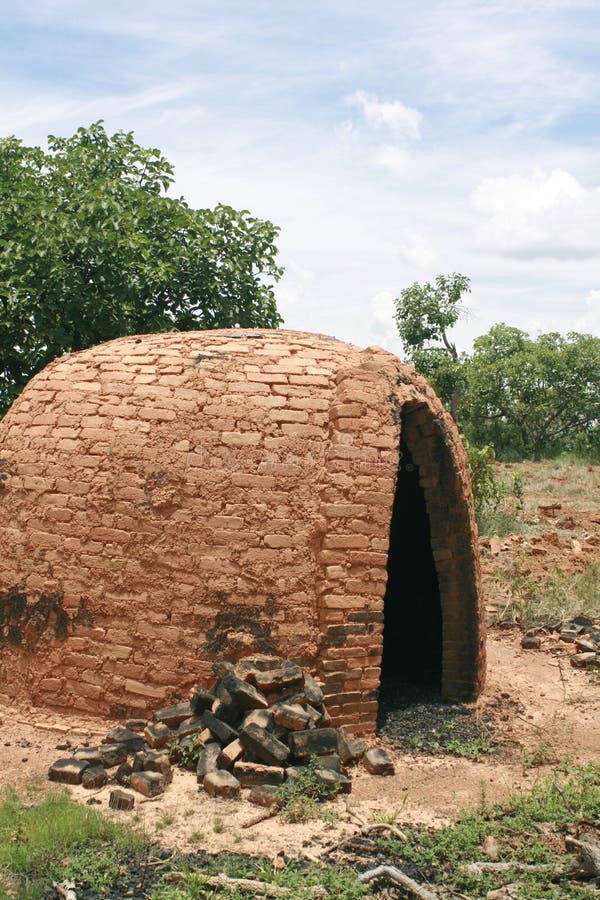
347 90 422 140
397 230 436 268
367 290 403 352
471 169 600 259
0 79 202 137
580 289 600 332
373 144 410 175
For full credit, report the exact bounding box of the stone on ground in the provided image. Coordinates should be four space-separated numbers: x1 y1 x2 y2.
239 723 290 766
288 727 339 758
203 769 241 799
364 748 395 776
196 743 221 784
109 788 135 811
130 770 167 797
48 758 89 785
144 721 172 749
233 761 285 787
81 765 108 789
248 784 281 807
153 701 193 727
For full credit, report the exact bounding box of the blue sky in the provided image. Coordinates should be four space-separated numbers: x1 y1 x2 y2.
2 0 600 354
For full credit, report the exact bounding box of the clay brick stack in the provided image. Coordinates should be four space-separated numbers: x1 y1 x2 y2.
48 656 395 807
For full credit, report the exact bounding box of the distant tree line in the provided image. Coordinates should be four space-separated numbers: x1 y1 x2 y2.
395 274 600 460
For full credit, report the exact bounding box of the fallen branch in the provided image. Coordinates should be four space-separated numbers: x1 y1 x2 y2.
52 881 77 900
465 861 563 877
358 864 440 899
344 800 367 826
171 873 290 896
241 806 280 828
361 822 408 842
565 836 600 877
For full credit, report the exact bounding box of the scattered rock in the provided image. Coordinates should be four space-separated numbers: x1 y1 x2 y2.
102 726 145 752
99 744 128 768
203 769 241 799
288 727 339 758
239 724 290 767
73 747 103 766
46 655 393 810
81 766 108 789
144 722 172 750
338 728 367 765
153 701 193 728
233 761 285 787
570 653 599 669
109 788 135 811
272 702 313 731
190 689 215 715
116 762 133 786
196 743 221 784
575 638 598 653
48 758 89 785
251 665 304 695
174 716 205 740
130 770 167 797
364 748 395 776
314 767 352 795
221 673 269 710
126 719 146 732
248 784 280 807
201 710 238 746
241 709 274 731
521 635 541 650
142 751 172 781
217 738 245 770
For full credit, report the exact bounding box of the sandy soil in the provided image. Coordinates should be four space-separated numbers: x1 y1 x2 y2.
2 627 598 861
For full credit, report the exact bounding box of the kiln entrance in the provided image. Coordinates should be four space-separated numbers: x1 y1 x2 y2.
381 434 442 689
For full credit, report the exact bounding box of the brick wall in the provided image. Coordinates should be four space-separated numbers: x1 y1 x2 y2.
0 330 485 733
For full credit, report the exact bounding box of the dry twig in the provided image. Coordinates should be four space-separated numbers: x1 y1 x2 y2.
358 864 440 899
241 806 280 828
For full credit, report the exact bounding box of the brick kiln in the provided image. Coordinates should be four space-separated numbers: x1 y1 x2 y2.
0 330 485 734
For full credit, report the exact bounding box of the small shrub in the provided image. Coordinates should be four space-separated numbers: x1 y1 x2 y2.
277 757 334 823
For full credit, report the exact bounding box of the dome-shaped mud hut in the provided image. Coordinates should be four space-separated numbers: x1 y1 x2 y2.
0 330 485 734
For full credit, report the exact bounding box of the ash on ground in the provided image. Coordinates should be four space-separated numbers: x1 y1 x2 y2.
377 680 496 757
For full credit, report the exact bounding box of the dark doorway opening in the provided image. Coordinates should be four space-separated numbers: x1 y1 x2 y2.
380 437 442 691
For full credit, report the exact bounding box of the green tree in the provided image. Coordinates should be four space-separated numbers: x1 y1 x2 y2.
463 324 600 459
394 273 470 419
0 122 283 414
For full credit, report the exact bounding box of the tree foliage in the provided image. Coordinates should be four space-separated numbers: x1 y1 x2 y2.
464 325 600 459
395 274 600 460
394 273 471 419
0 122 283 414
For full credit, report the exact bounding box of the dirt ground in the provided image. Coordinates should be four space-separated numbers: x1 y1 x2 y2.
1 627 598 860
1 458 598 860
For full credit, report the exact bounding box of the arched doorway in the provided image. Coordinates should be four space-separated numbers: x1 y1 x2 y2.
380 403 485 704
381 435 442 689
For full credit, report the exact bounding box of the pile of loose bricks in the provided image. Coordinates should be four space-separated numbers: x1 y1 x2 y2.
48 655 395 810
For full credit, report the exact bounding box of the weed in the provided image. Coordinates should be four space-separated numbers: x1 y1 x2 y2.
0 785 142 898
169 735 204 770
522 738 559 770
212 816 224 834
374 762 600 898
444 735 494 761
494 562 600 627
155 813 176 831
187 831 204 844
277 757 337 823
